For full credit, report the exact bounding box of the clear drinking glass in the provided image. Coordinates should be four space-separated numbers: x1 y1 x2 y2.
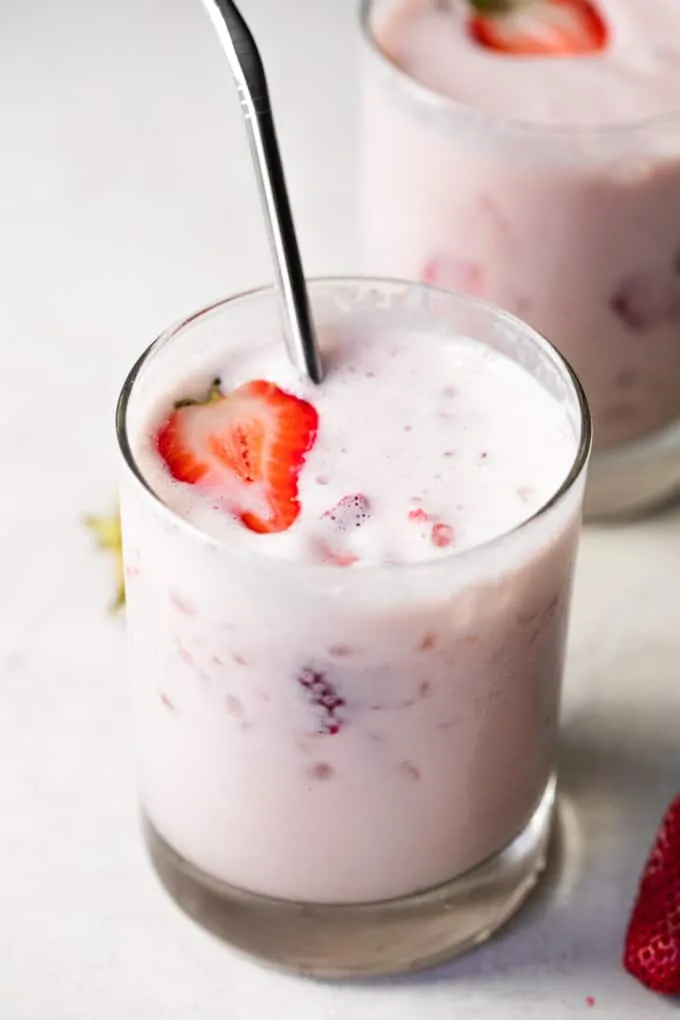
116 277 590 977
360 0 680 519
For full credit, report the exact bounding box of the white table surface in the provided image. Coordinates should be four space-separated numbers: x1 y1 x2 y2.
1 0 679 1016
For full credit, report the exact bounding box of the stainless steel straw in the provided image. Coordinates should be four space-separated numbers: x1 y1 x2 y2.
199 0 324 384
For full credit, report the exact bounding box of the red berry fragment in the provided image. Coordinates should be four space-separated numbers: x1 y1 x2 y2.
323 493 371 532
608 277 674 333
408 508 455 549
318 494 370 566
297 668 346 735
624 795 680 995
421 255 485 296
422 259 439 287
317 542 360 567
432 523 455 548
408 508 433 524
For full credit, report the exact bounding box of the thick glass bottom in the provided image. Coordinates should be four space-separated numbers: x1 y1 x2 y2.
586 418 680 520
142 776 556 978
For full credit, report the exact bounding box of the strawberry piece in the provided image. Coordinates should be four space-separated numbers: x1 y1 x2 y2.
468 0 607 56
421 255 485 296
156 378 318 534
609 276 679 334
422 259 440 287
317 494 370 566
408 509 455 549
323 493 371 532
317 542 360 567
297 668 346 735
624 795 680 995
408 508 434 524
432 522 455 548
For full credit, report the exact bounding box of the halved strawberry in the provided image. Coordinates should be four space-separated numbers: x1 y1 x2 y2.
156 378 318 534
468 0 607 56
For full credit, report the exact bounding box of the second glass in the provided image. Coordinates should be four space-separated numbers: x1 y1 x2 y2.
360 0 680 518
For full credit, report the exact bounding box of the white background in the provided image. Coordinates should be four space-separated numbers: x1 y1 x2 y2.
0 0 679 1016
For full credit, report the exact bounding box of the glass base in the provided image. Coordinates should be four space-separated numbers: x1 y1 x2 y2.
142 777 556 978
586 418 680 520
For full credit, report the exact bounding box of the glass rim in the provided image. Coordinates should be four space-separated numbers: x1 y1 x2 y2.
116 275 592 581
358 0 680 142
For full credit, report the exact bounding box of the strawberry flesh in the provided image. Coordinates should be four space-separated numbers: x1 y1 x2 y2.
156 378 318 534
408 508 434 524
422 255 485 296
432 522 455 548
609 276 679 334
318 545 360 567
297 668 346 735
316 494 371 566
468 0 608 57
408 508 456 549
323 493 372 532
624 795 680 995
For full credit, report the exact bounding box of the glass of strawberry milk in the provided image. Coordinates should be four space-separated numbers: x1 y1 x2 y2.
361 0 680 519
116 277 590 976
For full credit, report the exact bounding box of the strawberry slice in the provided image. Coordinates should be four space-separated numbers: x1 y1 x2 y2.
468 0 608 56
156 378 318 534
624 795 680 995
422 255 485 297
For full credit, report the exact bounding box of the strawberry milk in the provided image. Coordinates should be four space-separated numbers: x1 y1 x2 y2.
362 0 680 513
118 279 589 969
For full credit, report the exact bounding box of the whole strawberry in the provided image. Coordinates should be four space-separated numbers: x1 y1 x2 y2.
624 795 680 995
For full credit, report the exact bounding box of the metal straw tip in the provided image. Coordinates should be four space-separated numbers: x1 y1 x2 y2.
199 0 324 384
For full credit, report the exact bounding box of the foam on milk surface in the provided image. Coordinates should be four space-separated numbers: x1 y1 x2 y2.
379 0 680 127
135 320 575 565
